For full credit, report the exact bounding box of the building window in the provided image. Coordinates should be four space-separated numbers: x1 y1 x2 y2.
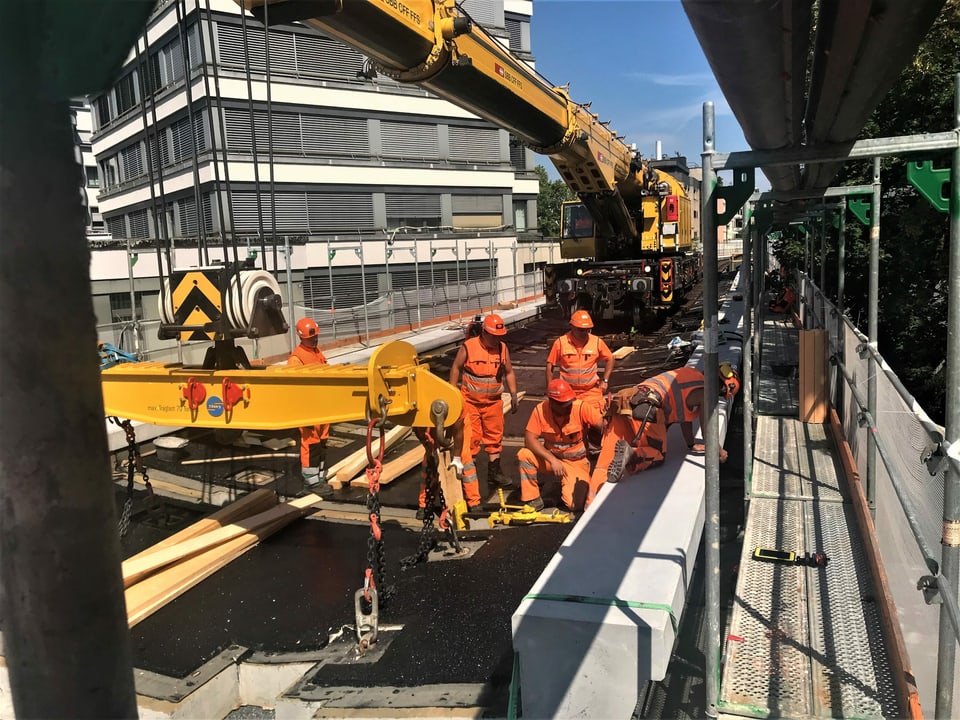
513 201 527 231
109 291 146 324
114 73 137 116
386 193 441 229
86 166 100 188
93 94 111 128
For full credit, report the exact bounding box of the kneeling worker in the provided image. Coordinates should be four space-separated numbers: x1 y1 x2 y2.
518 379 604 512
604 364 735 483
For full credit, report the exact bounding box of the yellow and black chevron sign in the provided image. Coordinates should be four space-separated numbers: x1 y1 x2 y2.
659 259 674 303
171 270 222 341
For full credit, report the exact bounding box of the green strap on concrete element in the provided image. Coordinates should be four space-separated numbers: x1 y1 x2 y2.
907 160 951 213
716 167 756 226
523 593 679 633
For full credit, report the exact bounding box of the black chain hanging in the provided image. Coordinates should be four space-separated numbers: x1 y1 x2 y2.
400 449 446 568
110 417 153 537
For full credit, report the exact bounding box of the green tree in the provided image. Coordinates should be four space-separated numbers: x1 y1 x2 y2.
535 165 576 237
799 0 959 423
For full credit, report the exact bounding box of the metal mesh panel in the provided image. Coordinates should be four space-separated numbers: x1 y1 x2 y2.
724 497 812 716
756 308 799 416
752 416 844 502
808 278 955 711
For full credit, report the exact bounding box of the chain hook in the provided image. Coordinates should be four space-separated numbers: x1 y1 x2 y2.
430 399 454 450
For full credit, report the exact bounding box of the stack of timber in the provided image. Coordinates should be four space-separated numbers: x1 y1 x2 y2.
122 489 320 626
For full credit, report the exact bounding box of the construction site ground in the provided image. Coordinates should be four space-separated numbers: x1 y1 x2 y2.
113 276 747 718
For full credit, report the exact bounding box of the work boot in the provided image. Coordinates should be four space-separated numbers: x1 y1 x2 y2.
487 458 512 489
301 467 334 499
523 495 544 512
607 441 636 484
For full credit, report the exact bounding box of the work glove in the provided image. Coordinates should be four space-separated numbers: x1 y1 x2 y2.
448 456 464 479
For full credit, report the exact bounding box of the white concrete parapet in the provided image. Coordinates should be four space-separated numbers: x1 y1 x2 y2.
512 425 705 719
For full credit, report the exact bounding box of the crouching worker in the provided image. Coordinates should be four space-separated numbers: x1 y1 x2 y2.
414 416 480 521
770 285 797 314
518 379 603 512
591 387 667 489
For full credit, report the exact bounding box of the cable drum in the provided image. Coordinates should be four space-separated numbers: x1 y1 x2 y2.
225 270 282 331
158 277 175 326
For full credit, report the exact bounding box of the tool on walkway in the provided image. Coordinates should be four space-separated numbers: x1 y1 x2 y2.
752 547 829 568
454 489 573 529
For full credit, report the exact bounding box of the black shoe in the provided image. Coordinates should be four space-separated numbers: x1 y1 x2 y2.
607 440 636 484
302 480 334 499
524 495 544 512
487 458 513 488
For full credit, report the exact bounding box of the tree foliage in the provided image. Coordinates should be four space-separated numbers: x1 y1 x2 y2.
535 165 576 237
771 0 958 422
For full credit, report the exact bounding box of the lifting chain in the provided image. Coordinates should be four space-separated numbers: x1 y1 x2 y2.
355 397 395 648
400 433 449 568
109 417 154 538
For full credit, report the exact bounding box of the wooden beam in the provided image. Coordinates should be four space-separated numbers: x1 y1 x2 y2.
180 452 298 466
328 425 412 489
122 489 277 576
612 346 635 360
121 494 320 587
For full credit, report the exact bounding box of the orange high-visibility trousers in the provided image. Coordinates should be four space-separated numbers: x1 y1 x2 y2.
300 423 330 468
419 419 480 508
465 399 504 457
589 415 665 502
517 447 591 511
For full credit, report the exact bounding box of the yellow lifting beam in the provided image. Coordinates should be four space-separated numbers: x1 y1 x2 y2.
101 340 462 431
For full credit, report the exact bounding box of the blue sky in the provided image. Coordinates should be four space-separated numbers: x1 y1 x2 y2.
528 0 751 181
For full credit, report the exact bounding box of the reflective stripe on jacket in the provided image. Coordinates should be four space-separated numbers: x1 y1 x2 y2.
639 367 703 426
553 333 601 391
460 336 504 405
525 399 601 462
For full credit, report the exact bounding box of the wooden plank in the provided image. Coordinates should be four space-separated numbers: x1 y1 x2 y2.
612 346 635 360
125 510 298 627
180 452 298 466
122 489 277 578
121 494 320 587
328 425 412 489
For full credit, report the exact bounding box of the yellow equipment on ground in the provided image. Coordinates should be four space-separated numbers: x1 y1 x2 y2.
454 489 573 530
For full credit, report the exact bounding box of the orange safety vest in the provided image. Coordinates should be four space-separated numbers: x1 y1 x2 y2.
640 367 703 427
288 344 327 367
460 336 504 405
528 399 589 462
554 333 601 392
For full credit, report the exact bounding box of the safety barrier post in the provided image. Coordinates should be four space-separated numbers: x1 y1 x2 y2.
742 209 754 497
867 158 881 510
935 72 960 720
701 100 721 718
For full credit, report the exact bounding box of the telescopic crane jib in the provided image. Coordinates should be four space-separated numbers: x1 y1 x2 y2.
241 0 700 325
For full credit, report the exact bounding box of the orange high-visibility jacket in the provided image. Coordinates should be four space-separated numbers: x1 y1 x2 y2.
639 367 704 427
525 399 601 462
288 344 328 367
460 336 504 405
547 333 612 392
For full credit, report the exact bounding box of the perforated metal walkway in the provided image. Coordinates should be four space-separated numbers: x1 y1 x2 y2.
719 310 900 718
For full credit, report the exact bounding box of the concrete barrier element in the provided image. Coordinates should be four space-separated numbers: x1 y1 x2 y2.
512 426 705 719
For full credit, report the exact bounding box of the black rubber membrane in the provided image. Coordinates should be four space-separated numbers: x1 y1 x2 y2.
130 519 572 682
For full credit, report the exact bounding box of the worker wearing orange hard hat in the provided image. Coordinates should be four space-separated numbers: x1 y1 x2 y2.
449 313 518 491
546 310 615 415
287 317 333 498
517 379 604 513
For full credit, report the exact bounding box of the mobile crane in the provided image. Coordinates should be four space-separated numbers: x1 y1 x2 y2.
102 0 699 430
233 0 699 328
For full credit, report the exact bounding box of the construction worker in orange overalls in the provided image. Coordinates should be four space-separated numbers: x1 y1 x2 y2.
545 309 615 415
287 317 334 498
604 365 734 483
518 379 604 512
449 313 518 490
589 388 667 498
414 416 480 520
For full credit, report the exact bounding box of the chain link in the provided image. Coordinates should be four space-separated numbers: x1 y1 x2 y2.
361 417 395 610
401 439 446 569
109 417 155 538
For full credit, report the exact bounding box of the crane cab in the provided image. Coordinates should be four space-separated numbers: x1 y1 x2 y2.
559 201 598 259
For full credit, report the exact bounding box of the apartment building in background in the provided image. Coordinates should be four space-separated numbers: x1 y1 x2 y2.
87 0 546 354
